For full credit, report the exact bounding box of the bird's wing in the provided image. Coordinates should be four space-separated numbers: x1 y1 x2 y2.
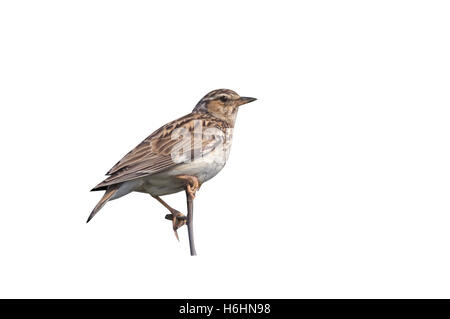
91 113 229 191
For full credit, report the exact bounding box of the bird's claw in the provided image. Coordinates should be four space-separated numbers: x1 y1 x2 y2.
165 211 186 241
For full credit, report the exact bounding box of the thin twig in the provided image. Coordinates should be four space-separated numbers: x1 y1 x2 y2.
186 190 196 256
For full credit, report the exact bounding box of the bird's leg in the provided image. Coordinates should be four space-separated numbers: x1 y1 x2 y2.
176 175 200 199
176 175 200 256
151 195 186 241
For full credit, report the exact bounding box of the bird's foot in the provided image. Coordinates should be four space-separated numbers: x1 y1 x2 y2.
164 209 186 241
177 175 200 199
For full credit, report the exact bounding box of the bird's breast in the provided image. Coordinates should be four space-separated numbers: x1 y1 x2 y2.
167 144 230 183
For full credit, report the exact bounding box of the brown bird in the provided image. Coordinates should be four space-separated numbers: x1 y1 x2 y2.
88 89 256 255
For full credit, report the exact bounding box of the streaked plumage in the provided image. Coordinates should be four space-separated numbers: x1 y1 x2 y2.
91 112 231 192
88 89 256 241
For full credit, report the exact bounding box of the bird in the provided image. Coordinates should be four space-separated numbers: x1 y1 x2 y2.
88 89 256 254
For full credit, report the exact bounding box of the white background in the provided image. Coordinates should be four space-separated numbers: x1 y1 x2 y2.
0 1 449 298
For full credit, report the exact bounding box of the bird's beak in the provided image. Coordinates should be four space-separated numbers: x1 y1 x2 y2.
237 96 257 106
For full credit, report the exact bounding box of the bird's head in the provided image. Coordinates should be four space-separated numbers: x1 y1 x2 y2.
193 89 257 126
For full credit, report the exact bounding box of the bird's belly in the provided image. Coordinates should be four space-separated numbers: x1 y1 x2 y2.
139 148 228 196
138 174 186 196
168 146 228 183
170 156 226 183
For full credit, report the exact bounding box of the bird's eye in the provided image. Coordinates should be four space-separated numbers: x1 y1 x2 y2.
219 96 228 103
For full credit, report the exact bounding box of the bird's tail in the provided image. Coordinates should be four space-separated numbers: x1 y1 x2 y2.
87 186 118 223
